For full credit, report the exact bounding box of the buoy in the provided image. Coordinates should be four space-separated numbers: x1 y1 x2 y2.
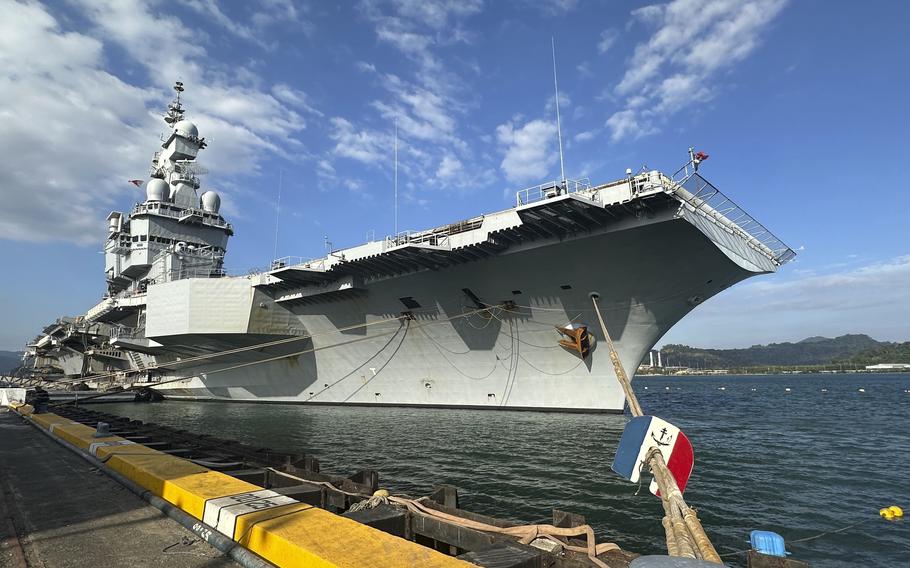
858 388 865 393
750 388 757 392
785 387 792 393
644 386 649 390
718 386 726 391
665 386 670 390
880 506 903 520
821 388 828 393
373 489 390 498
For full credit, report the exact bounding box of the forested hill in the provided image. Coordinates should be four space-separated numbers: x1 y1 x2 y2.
660 335 888 368
845 342 910 365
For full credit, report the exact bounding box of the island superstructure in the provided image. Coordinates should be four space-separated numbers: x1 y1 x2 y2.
20 83 794 412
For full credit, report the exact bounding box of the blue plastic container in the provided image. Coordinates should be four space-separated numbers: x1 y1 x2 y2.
750 530 787 557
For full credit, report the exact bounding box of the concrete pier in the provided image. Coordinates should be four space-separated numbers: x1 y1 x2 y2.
0 408 233 568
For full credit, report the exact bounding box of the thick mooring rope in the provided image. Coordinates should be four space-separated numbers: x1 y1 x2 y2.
268 469 620 568
591 294 722 564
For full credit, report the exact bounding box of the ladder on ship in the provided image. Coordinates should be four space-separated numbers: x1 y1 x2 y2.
127 350 146 372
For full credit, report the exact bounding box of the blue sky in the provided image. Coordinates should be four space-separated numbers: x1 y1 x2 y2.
1 0 908 351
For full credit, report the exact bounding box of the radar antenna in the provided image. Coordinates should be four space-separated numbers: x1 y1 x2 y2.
164 81 186 125
552 37 566 189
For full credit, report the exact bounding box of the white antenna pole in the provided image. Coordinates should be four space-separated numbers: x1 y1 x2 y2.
273 168 282 261
394 118 399 236
552 37 566 187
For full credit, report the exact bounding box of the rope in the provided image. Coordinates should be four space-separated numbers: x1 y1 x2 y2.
590 295 721 563
266 468 619 568
50 304 504 405
718 518 879 557
44 314 411 389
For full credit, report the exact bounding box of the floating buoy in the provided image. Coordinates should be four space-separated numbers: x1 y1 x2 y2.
718 386 726 391
858 388 865 393
880 505 904 520
644 386 648 390
750 388 757 392
785 387 792 393
904 389 910 394
821 388 828 393
665 386 670 390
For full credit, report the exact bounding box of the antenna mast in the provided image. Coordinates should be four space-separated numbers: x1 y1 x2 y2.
552 37 566 187
273 168 282 261
394 118 399 236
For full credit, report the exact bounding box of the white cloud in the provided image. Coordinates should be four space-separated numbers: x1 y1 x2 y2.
661 255 910 347
604 109 656 142
0 1 157 244
329 117 391 164
574 130 598 143
322 0 491 194
520 0 579 15
436 155 463 179
0 0 318 245
607 0 787 141
496 119 557 184
598 28 619 54
184 0 271 49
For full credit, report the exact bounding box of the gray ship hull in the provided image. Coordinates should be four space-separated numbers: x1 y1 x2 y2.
147 210 759 412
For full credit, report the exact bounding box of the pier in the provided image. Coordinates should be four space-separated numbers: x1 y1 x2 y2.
0 407 231 567
2 403 643 568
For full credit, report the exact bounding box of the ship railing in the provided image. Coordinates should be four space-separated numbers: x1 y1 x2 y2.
269 256 327 271
131 202 233 231
514 178 592 207
668 173 796 265
146 266 227 284
384 230 450 249
110 324 144 341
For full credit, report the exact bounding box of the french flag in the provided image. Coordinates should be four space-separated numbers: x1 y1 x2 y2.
612 415 694 497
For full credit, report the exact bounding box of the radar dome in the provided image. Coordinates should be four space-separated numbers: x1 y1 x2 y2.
200 191 221 213
146 178 169 202
174 120 199 138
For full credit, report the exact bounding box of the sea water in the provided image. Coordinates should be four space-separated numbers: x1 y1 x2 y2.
103 373 910 567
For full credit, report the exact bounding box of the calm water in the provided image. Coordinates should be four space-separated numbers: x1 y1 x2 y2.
102 374 909 566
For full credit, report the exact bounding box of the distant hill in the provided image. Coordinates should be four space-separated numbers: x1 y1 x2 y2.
0 350 23 374
845 342 910 366
660 334 887 368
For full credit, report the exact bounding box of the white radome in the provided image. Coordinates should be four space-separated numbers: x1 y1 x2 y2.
174 120 199 138
146 178 169 201
200 190 221 213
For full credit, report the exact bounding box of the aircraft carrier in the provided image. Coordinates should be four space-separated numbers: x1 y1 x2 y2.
19 83 794 412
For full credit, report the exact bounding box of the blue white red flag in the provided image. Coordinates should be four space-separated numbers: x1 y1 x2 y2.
611 415 694 497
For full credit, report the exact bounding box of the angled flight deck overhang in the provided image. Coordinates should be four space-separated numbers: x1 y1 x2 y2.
256 168 793 299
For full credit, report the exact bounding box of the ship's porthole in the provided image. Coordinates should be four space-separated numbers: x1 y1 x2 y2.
560 284 572 290
424 382 431 389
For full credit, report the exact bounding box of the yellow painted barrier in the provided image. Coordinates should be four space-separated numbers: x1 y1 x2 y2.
17 410 471 568
235 503 462 568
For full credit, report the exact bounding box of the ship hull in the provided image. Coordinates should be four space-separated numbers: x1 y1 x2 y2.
149 211 759 412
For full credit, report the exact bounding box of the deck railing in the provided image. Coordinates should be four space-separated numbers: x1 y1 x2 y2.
515 178 592 206
669 172 796 265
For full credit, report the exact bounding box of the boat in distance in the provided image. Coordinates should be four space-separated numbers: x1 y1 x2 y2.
21 83 794 412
